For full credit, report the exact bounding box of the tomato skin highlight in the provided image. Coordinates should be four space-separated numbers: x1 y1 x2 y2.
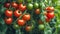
5 18 13 25
17 19 26 26
5 10 13 17
14 10 22 18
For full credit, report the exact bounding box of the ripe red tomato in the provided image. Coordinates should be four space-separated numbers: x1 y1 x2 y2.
17 19 26 26
14 10 22 18
35 9 40 14
18 3 26 12
5 10 13 17
4 2 10 8
45 6 54 12
25 26 32 32
5 18 13 25
22 14 30 21
45 16 50 22
11 2 18 8
46 12 55 19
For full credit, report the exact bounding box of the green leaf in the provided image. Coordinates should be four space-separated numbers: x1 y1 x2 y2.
0 6 6 14
0 18 5 24
44 23 52 34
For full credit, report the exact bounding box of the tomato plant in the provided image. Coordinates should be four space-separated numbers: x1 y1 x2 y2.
5 17 13 25
18 3 26 12
22 14 30 21
5 9 13 17
14 10 22 18
17 19 26 26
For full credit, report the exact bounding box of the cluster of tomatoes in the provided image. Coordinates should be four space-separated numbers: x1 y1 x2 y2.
44 6 55 22
4 1 37 31
4 1 40 23
3 0 55 32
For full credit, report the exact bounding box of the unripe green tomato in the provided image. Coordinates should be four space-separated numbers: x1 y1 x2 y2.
27 0 32 3
13 24 20 30
38 24 44 30
17 0 23 3
27 3 33 10
33 2 39 9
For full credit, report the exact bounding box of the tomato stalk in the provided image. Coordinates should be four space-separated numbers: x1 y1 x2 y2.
14 10 27 34
13 10 27 24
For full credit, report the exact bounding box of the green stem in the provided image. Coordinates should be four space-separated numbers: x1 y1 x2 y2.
13 10 27 23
